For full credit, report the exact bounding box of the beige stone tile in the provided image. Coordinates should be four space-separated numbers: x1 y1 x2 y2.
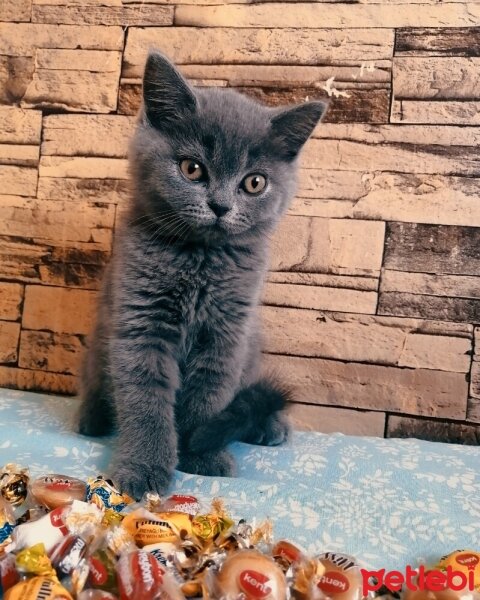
262 306 471 373
0 107 41 145
381 271 480 300
0 365 77 395
39 157 129 179
263 282 377 314
0 23 124 56
0 166 37 197
0 283 24 321
124 27 393 78
0 0 31 21
42 115 135 158
393 57 480 100
19 330 85 375
175 3 480 28
37 177 130 205
32 2 173 25
0 321 20 364
263 354 468 419
289 403 385 437
23 286 97 335
391 100 480 126
267 272 378 292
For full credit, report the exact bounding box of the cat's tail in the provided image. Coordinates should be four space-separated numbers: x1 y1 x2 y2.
187 378 292 453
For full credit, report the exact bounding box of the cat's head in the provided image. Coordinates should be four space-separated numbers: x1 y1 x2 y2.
130 51 327 243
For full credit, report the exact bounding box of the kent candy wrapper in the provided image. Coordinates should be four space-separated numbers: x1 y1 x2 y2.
31 476 87 510
10 506 68 553
4 576 73 600
315 552 363 600
0 464 29 509
86 479 132 514
212 549 288 600
116 550 186 600
121 509 191 548
436 551 480 593
87 549 118 594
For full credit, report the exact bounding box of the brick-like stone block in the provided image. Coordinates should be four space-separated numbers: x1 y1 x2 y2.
383 223 480 276
391 100 480 125
124 27 393 78
0 196 115 249
175 4 480 28
395 27 480 57
0 321 20 364
0 107 41 145
467 398 480 424
32 2 173 26
353 173 480 227
1 23 124 56
0 166 37 197
379 293 480 324
0 365 77 395
393 57 480 100
42 115 135 158
263 354 468 419
0 0 31 22
21 49 122 112
37 177 130 206
262 307 472 373
0 283 24 321
23 286 97 335
39 157 129 180
19 330 85 375
289 404 386 437
270 216 385 276
381 271 480 300
263 282 377 315
387 416 478 445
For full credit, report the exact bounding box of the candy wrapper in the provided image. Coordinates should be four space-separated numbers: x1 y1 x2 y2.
15 542 57 580
122 509 191 548
117 550 186 600
436 551 480 593
86 478 133 514
0 496 16 550
0 464 29 509
4 575 73 600
31 475 87 510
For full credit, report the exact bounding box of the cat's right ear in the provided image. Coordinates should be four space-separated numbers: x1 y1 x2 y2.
143 51 197 128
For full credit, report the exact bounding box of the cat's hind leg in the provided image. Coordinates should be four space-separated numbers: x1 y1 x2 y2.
186 378 291 454
77 318 115 437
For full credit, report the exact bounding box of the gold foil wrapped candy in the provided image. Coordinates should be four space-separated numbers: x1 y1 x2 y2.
0 464 29 508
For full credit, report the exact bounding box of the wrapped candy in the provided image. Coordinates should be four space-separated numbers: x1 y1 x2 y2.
161 496 200 518
0 553 19 596
86 478 132 514
116 550 186 600
9 506 68 553
0 496 15 548
78 591 119 600
0 464 29 508
3 576 73 599
121 509 191 548
31 475 87 510
15 543 57 579
436 551 480 593
209 549 288 600
315 553 364 600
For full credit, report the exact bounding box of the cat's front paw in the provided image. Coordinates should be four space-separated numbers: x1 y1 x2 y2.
178 449 236 477
113 461 172 500
247 411 291 446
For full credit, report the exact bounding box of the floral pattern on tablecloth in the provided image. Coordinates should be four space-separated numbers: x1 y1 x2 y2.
1 388 479 571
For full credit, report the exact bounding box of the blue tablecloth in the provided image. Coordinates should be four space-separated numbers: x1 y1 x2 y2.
1 388 479 571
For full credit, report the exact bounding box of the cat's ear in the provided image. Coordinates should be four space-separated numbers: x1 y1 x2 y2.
143 51 197 128
270 101 328 160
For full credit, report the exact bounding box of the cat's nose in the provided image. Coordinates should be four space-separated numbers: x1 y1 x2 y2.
208 200 230 218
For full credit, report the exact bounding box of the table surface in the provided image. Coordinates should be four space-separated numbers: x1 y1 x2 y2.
1 387 479 571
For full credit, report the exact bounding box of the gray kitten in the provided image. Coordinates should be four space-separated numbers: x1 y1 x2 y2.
77 52 326 499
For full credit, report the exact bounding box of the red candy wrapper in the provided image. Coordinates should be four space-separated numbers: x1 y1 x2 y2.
117 551 186 600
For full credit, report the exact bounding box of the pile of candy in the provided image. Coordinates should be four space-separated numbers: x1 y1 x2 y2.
0 464 479 600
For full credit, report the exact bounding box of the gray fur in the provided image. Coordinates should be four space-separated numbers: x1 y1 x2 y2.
77 52 327 498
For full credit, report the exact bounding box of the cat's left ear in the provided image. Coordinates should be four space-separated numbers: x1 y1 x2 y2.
270 100 328 160
143 50 197 128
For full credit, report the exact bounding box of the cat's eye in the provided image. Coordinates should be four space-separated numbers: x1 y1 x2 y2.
180 159 205 182
242 174 267 195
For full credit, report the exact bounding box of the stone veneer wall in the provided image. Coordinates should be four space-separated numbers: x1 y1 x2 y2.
0 1 479 443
